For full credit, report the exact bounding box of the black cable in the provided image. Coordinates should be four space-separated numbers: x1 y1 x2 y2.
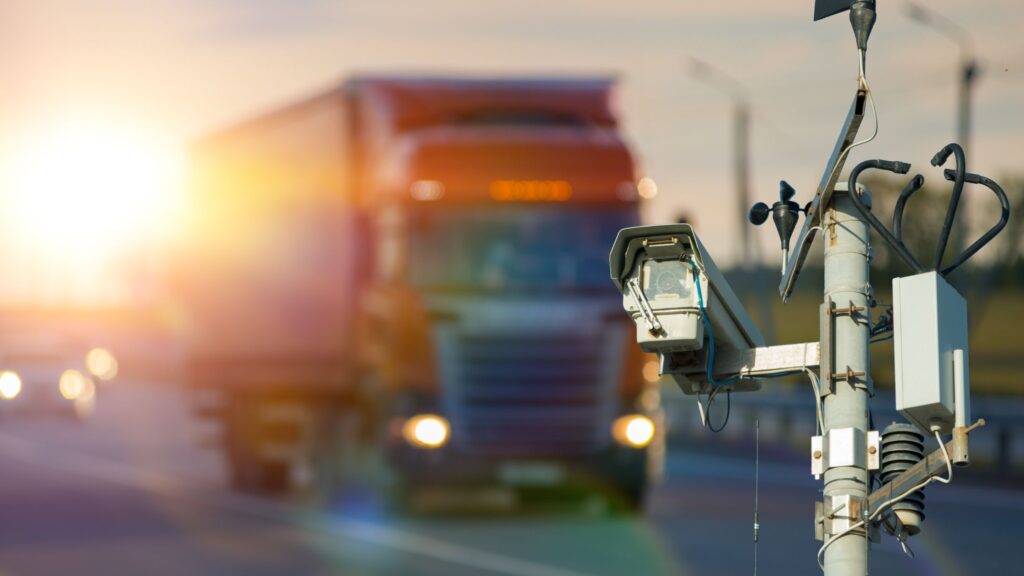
931 143 967 271
708 390 731 433
846 158 926 274
938 169 1011 276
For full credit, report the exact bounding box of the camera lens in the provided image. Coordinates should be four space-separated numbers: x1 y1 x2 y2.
644 261 690 299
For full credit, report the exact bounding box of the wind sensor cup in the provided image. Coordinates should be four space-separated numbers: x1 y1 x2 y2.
749 181 804 274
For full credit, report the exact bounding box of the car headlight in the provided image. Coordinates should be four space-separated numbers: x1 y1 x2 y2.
59 369 91 400
402 414 450 449
612 414 656 448
0 371 22 400
85 347 118 381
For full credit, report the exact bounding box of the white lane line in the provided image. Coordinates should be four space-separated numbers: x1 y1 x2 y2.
0 433 593 576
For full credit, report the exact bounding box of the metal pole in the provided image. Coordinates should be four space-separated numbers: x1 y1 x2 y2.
735 102 752 267
734 101 776 341
821 189 872 576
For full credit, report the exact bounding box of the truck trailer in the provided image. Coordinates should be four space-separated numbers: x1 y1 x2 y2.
183 75 661 508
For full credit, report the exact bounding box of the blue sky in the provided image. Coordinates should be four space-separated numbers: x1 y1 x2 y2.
1 0 1021 266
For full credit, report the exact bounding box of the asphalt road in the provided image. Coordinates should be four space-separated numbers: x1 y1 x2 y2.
0 382 1020 576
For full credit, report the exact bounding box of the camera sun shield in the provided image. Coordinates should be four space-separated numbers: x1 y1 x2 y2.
610 224 766 392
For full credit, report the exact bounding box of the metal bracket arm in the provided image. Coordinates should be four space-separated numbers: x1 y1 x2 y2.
867 419 985 518
626 277 662 334
709 342 820 379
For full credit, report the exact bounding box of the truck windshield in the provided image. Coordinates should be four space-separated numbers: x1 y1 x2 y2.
408 206 638 292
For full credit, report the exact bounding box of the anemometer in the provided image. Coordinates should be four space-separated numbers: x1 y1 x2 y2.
611 1 1010 574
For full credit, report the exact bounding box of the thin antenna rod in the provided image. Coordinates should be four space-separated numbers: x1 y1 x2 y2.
753 418 760 576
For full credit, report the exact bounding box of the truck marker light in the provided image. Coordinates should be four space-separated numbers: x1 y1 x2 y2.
410 180 445 201
0 371 22 400
490 180 572 202
403 414 450 448
613 414 656 448
637 177 658 199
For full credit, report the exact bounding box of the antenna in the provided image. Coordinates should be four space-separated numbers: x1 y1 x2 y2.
753 419 760 576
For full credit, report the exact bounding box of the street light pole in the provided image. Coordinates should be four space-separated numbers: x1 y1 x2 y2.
688 59 774 340
734 101 753 270
688 59 753 269
905 2 979 258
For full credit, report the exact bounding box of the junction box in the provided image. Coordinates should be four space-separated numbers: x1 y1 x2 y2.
893 272 970 435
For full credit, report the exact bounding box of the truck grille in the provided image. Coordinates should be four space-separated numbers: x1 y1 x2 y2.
440 331 622 456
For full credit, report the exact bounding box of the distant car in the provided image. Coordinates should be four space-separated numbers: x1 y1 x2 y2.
0 348 97 421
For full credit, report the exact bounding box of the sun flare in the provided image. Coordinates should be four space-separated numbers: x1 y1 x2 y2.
3 118 184 267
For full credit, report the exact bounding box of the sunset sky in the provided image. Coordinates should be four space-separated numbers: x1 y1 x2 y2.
0 0 1021 303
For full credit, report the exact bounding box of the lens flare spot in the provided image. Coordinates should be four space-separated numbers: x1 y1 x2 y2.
86 347 119 381
0 371 22 400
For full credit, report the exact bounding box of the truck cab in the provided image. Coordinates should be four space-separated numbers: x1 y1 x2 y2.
350 77 660 507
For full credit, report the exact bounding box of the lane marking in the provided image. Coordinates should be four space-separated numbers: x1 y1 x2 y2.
0 433 593 576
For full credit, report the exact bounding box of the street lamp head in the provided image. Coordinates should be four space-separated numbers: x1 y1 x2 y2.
902 1 973 52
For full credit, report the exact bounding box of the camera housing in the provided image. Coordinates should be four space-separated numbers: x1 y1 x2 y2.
610 224 765 393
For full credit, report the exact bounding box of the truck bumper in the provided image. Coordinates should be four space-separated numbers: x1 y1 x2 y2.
388 442 647 493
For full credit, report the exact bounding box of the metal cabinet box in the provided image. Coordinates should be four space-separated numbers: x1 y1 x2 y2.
893 272 969 434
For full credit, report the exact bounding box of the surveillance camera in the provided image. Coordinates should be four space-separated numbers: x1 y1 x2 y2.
609 224 765 394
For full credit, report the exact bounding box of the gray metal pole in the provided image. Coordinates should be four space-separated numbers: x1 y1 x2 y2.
821 189 872 576
735 102 752 268
733 101 776 340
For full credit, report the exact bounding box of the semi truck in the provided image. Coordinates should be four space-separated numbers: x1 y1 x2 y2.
182 75 661 508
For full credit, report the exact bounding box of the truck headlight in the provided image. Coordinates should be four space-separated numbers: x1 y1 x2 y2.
403 414 450 449
613 414 655 448
0 371 22 400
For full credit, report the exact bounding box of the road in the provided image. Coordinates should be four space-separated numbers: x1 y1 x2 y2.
0 382 1019 575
